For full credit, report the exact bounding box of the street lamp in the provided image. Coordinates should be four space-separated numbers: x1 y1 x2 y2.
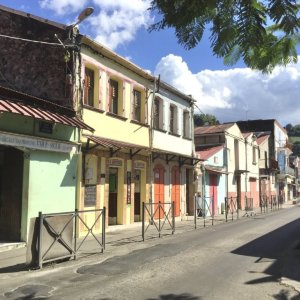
72 7 94 28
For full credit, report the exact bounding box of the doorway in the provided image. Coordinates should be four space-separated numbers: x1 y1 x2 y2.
108 168 118 225
154 164 164 219
0 146 24 241
209 174 218 215
134 169 141 222
171 166 180 217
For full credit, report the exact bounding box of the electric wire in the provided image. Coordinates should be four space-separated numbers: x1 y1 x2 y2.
0 33 63 46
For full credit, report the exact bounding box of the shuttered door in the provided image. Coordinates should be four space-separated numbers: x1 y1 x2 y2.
172 166 180 217
154 164 164 219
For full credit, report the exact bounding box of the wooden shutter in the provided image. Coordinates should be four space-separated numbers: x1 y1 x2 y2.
144 88 148 124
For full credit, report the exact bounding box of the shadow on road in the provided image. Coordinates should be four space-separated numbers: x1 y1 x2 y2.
231 217 300 284
146 293 201 300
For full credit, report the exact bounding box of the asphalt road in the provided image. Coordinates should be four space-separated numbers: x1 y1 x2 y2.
1 206 300 300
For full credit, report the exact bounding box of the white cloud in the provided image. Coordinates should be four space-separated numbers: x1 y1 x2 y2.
39 0 88 15
38 0 152 50
88 0 152 50
155 54 300 126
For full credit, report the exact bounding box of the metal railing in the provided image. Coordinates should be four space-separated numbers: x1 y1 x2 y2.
194 196 215 227
244 197 254 217
142 201 175 240
260 195 268 213
225 196 239 222
38 208 106 269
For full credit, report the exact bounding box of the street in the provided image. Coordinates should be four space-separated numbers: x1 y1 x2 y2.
1 206 300 300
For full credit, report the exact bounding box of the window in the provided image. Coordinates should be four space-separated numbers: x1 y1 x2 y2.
169 105 178 134
183 111 190 138
109 79 119 115
252 146 257 164
84 68 94 106
154 98 160 129
133 89 142 122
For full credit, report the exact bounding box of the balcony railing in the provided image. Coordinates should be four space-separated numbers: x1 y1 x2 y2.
279 165 295 176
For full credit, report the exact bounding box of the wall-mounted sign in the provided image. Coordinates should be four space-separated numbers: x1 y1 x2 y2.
127 171 131 204
108 158 123 167
0 131 78 153
134 161 145 169
84 185 97 207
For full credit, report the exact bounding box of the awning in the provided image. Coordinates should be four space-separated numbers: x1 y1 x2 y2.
204 165 228 175
0 99 94 131
151 148 201 166
84 135 147 158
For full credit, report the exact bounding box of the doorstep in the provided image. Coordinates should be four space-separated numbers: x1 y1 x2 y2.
0 242 26 253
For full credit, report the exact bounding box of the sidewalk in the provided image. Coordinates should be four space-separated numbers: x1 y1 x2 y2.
0 199 299 290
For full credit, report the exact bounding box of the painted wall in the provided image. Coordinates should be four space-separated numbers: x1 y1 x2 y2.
0 113 78 142
203 148 226 214
82 109 149 147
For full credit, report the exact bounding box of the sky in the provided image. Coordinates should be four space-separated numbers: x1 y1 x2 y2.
1 0 300 127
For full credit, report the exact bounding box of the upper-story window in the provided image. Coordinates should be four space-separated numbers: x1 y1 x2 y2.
108 78 121 115
252 146 257 164
169 105 178 134
84 67 95 106
133 89 142 122
183 110 190 138
153 97 164 130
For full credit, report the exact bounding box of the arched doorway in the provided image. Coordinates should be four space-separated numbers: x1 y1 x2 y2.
171 166 180 217
153 164 164 219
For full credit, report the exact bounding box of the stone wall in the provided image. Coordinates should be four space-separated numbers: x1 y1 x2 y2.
0 9 75 107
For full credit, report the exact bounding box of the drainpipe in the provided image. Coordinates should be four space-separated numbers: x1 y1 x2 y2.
148 77 158 205
225 135 229 202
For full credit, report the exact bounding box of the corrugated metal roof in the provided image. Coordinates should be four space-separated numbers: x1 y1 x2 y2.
85 135 147 151
194 123 234 135
196 145 224 160
0 98 94 131
256 134 270 145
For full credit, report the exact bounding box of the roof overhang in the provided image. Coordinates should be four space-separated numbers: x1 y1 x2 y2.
204 165 228 175
151 148 201 166
0 99 94 131
84 135 147 158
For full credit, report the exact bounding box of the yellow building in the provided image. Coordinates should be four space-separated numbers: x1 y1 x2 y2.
77 36 154 229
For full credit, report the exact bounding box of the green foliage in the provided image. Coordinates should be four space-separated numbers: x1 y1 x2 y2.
149 0 300 72
194 113 220 127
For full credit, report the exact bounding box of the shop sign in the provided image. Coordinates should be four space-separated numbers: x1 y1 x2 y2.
0 131 77 153
127 171 131 204
108 158 122 167
134 161 145 169
84 185 97 207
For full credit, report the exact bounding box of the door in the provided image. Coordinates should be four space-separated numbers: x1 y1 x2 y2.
154 164 164 219
209 174 218 216
250 178 258 207
236 175 241 209
171 166 180 217
108 168 118 225
0 147 23 241
134 170 141 222
186 169 191 215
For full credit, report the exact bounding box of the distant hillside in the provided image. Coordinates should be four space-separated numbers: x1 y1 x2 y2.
286 124 300 156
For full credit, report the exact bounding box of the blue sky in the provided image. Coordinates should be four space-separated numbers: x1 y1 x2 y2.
1 0 300 127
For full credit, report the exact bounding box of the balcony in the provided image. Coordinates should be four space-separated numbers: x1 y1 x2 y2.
279 165 295 176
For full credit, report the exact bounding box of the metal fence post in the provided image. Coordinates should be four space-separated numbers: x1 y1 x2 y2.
38 211 43 269
194 195 197 229
172 201 175 234
158 201 161 238
142 202 145 241
102 207 106 251
74 209 78 260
